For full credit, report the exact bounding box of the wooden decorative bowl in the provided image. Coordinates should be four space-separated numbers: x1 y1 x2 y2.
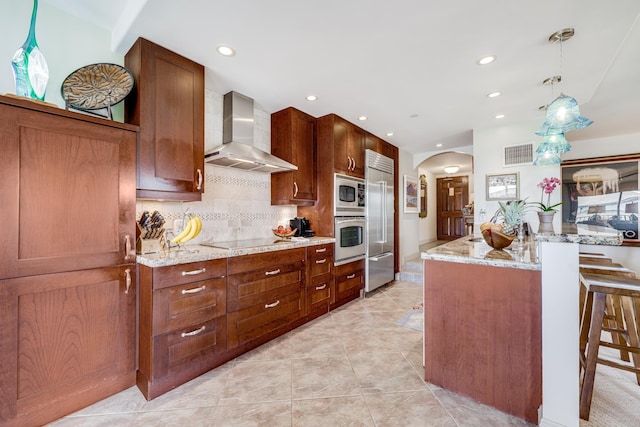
481 228 515 250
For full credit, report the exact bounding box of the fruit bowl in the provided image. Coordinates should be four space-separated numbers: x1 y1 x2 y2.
480 224 516 249
272 228 297 238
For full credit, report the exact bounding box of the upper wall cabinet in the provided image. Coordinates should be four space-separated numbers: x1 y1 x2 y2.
365 132 397 160
125 37 205 201
333 116 365 178
271 107 317 205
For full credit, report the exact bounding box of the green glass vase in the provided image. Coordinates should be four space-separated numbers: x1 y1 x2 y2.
12 0 49 101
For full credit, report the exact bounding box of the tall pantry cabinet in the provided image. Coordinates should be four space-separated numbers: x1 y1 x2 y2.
0 95 138 426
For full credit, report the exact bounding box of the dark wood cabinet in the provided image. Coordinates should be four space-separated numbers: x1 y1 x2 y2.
125 37 205 201
333 259 365 309
0 95 137 426
227 248 305 350
333 115 365 178
271 107 317 205
306 243 334 318
0 99 137 280
138 259 227 400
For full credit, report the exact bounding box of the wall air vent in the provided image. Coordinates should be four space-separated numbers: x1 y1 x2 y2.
503 143 533 167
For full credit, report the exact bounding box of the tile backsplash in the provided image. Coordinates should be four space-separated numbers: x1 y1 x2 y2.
136 89 297 244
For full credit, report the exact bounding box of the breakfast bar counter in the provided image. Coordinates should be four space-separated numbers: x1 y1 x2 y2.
421 233 623 426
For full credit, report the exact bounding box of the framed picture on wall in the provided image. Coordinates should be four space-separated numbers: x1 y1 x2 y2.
486 172 519 201
560 154 640 246
404 175 419 213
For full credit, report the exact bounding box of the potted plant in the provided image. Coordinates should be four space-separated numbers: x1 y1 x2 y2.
532 177 561 234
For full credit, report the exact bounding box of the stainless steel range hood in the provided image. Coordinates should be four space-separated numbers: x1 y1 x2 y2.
204 91 298 173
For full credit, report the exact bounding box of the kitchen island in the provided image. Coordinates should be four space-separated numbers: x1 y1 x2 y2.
422 233 623 426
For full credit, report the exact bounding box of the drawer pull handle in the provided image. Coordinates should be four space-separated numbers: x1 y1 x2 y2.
315 258 327 264
315 284 327 291
315 248 327 253
181 325 206 338
124 268 132 294
182 268 206 276
265 300 280 309
265 269 281 276
182 285 206 295
347 273 356 279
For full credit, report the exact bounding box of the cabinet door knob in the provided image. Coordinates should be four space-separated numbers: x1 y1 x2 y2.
265 300 280 309
293 181 298 197
124 268 132 294
196 168 203 190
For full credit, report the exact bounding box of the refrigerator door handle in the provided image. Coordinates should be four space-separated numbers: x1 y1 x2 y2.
369 252 393 261
381 180 387 244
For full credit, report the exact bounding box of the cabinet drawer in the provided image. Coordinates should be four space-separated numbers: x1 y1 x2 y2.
227 289 303 349
152 276 226 335
335 259 365 303
228 248 305 275
152 259 226 290
308 244 333 277
151 316 226 380
227 261 304 311
307 275 333 314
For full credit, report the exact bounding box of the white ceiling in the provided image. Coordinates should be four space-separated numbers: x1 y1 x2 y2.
43 0 640 175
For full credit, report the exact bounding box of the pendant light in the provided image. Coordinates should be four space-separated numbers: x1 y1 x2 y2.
536 28 593 136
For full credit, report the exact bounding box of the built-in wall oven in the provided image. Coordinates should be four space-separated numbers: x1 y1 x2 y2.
334 216 366 265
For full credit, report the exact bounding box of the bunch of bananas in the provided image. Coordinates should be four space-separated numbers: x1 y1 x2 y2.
170 215 203 244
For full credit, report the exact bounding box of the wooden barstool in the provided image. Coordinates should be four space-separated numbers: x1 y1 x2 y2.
578 272 640 420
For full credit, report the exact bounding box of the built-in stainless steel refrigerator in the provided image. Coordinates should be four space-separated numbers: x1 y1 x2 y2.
365 149 395 292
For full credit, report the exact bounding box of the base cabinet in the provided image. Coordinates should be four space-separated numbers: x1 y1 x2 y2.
0 266 136 426
306 243 334 318
137 259 227 400
227 248 306 350
333 259 365 309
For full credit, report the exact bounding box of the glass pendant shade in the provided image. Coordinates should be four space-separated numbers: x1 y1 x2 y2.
536 94 593 136
536 133 571 154
533 150 562 166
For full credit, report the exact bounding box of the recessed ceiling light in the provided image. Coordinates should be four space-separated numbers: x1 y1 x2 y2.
495 114 505 119
487 91 501 98
306 95 318 101
386 132 394 137
216 45 235 56
358 116 367 121
477 55 496 65
409 113 419 118
436 143 443 148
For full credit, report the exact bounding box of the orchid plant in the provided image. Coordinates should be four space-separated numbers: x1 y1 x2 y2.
534 177 562 212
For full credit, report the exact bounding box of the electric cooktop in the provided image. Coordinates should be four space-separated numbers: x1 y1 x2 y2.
200 238 294 250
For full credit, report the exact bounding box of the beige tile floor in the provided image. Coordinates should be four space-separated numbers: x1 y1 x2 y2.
48 280 639 426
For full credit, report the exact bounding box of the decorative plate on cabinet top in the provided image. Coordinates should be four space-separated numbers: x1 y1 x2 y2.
61 63 134 111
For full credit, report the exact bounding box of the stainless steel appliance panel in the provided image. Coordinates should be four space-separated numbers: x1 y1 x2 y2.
365 150 395 292
334 216 366 265
334 173 365 216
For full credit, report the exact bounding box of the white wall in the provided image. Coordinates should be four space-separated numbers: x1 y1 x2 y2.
473 119 640 273
398 149 421 265
418 168 438 244
1 1 124 119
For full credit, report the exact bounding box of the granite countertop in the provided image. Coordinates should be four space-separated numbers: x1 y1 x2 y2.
421 235 541 271
137 236 335 268
421 231 624 271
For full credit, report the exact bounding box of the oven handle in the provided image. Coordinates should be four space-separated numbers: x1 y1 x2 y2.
335 217 366 225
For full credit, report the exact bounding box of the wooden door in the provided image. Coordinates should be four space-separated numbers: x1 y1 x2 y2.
125 37 205 201
0 266 136 425
0 103 137 280
332 116 351 175
436 176 469 240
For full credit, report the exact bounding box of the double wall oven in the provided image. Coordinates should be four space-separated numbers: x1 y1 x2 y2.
334 174 366 265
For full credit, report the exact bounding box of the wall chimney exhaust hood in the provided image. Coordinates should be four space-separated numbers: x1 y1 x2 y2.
204 91 298 173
